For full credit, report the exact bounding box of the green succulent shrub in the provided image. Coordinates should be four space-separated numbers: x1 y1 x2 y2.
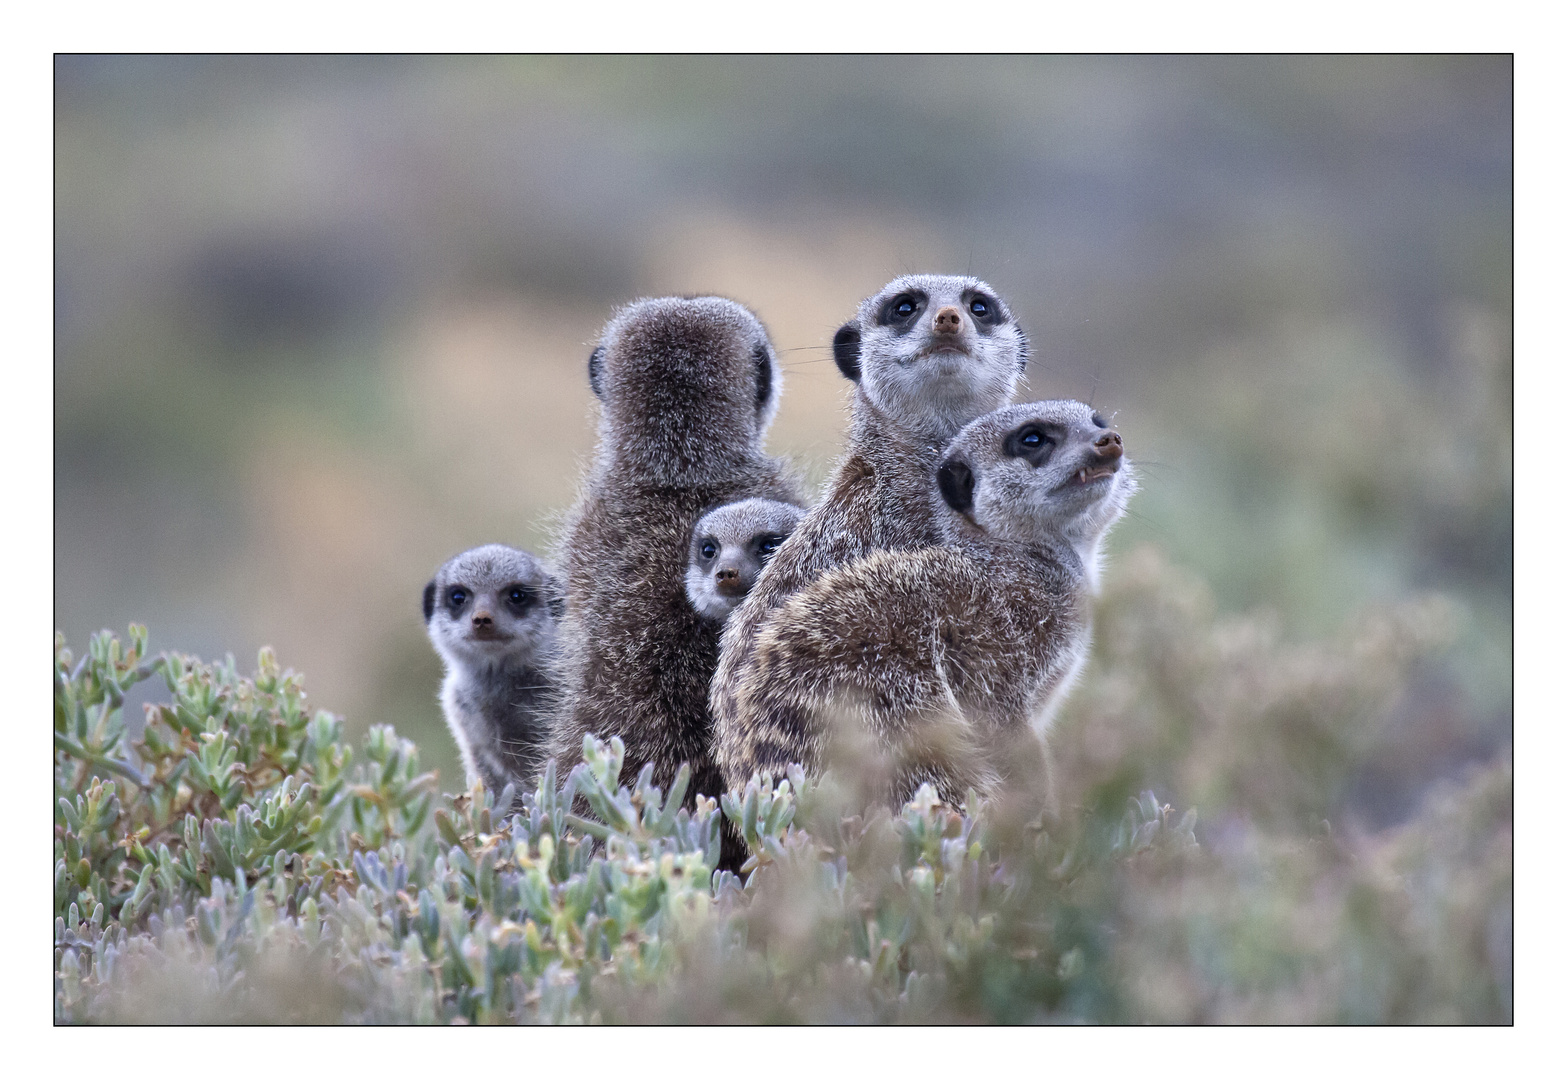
53 549 1511 1023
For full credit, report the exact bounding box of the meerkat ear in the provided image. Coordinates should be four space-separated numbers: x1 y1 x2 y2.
937 458 975 514
832 322 861 382
753 342 773 411
587 345 605 399
422 580 437 623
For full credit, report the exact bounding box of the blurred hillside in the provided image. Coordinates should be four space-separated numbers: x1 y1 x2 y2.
54 55 1511 804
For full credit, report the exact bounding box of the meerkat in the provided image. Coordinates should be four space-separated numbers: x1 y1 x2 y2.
548 296 806 809
719 400 1135 809
685 498 808 624
423 544 564 798
712 274 1029 786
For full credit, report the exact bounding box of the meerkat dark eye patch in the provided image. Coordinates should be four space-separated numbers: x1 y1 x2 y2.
832 322 862 382
937 457 975 514
1004 423 1058 465
1091 411 1107 428
963 290 1004 326
753 342 773 410
505 584 536 609
877 291 926 328
447 586 469 612
587 346 605 399
422 581 437 623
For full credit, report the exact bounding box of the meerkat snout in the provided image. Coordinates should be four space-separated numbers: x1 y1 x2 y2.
932 306 964 334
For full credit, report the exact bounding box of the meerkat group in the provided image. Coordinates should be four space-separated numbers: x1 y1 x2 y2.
421 274 1133 831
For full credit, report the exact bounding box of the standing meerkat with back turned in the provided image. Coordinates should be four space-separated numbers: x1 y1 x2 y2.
721 400 1135 807
685 497 807 624
712 274 1028 783
549 296 805 804
423 544 564 797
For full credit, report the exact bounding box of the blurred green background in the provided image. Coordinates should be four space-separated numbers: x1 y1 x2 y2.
55 55 1510 815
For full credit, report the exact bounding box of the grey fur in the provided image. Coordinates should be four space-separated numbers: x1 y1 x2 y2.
685 498 808 623
712 274 1028 775
548 296 806 806
423 544 562 797
719 400 1135 807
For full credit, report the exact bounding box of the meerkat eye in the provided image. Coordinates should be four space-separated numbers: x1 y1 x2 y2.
755 535 784 558
506 586 534 608
447 587 468 609
878 291 926 327
1091 412 1108 429
969 297 988 317
884 293 922 322
1004 424 1057 459
700 540 718 561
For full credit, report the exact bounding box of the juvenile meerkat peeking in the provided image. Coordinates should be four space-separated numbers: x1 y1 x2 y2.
712 274 1028 785
423 544 564 798
685 498 807 623
549 296 805 806
719 400 1135 809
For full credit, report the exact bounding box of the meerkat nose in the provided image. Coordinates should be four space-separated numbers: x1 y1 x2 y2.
1092 431 1123 460
472 611 494 627
932 306 964 334
715 567 739 582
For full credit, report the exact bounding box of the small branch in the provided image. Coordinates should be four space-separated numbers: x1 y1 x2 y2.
54 733 149 789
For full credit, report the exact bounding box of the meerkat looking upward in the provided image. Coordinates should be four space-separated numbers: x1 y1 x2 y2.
549 296 805 805
685 498 807 624
423 544 564 798
712 274 1028 779
721 400 1135 808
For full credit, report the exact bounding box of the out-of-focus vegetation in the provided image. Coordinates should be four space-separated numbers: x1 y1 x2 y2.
54 56 1510 1021
55 612 1508 1022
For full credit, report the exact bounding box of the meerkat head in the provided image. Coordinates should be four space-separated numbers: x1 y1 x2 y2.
586 295 783 481
423 544 564 672
685 497 806 622
935 400 1136 590
831 274 1028 439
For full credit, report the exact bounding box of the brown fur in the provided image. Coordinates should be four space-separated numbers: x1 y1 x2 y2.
718 400 1135 808
712 275 1028 788
548 296 805 807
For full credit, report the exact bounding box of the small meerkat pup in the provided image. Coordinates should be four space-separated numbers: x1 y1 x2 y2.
713 274 1028 784
720 400 1135 809
685 498 808 623
549 296 805 806
423 544 564 797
